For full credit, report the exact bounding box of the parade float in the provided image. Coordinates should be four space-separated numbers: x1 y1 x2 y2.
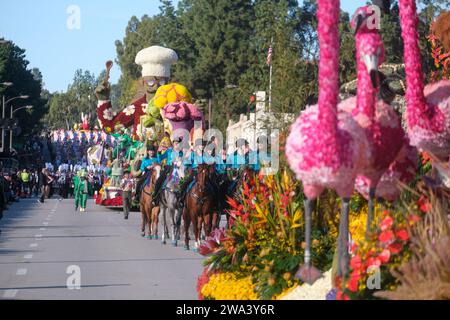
196 1 450 301
94 46 204 209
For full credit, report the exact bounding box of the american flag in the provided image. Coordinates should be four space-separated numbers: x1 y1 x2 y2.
267 46 273 66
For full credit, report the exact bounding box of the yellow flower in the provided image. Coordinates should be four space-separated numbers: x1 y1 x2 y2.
201 273 258 300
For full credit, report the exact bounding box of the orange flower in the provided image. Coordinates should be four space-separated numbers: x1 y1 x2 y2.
421 152 431 165
408 214 422 224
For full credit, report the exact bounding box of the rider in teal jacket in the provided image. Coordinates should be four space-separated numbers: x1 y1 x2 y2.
151 137 187 205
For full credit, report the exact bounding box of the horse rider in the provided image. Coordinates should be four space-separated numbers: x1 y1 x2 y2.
226 138 251 173
151 136 187 206
249 135 272 173
177 139 210 208
135 145 160 199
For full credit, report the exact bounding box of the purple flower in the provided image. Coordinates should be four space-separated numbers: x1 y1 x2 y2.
326 288 337 300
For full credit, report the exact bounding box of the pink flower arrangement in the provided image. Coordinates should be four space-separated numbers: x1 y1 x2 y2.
162 102 203 122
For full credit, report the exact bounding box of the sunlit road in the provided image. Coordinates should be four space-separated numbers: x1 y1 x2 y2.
0 198 203 300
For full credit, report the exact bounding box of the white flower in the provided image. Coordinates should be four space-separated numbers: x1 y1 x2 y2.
103 109 114 121
123 105 136 116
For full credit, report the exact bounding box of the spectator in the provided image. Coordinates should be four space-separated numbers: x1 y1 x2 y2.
38 168 49 203
120 170 134 220
20 169 30 197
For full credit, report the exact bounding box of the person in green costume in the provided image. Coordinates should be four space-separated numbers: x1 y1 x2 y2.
74 170 93 212
112 130 134 159
73 170 81 211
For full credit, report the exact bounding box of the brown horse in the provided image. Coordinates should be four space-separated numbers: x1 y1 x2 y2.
183 164 217 252
140 165 161 239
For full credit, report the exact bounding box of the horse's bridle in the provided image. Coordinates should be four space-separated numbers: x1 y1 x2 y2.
142 166 160 197
190 166 211 206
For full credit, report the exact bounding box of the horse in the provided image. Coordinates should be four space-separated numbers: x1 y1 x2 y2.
160 163 185 246
183 164 218 252
140 165 161 239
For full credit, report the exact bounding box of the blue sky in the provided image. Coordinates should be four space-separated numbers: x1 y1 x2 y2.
1 0 360 93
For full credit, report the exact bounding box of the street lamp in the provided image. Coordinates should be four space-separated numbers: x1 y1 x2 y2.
9 105 33 151
12 105 33 115
3 95 29 117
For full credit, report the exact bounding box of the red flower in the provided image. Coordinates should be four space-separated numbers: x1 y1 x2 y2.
347 272 360 292
241 212 250 223
378 249 391 264
197 267 212 300
388 242 402 255
396 229 409 242
243 182 250 197
350 255 363 271
417 196 432 213
379 230 394 244
336 290 350 300
227 197 239 210
366 257 381 268
381 216 394 231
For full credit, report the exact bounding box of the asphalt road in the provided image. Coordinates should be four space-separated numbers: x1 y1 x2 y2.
0 198 204 300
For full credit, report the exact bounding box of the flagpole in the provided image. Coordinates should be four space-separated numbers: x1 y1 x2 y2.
268 37 273 113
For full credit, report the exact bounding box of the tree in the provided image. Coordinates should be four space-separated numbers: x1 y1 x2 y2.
42 69 97 130
0 40 48 141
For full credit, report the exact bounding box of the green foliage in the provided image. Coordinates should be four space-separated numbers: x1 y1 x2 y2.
42 69 98 130
0 40 48 138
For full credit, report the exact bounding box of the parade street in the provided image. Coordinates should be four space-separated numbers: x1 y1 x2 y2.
0 199 203 300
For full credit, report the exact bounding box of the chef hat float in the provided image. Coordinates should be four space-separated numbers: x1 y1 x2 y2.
135 46 178 78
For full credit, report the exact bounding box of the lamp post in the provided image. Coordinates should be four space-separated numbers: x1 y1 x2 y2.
10 105 33 151
2 95 30 154
0 82 13 153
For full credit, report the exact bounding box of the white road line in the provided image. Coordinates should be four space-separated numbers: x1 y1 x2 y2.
3 290 18 299
24 254 33 259
43 222 49 226
35 234 43 238
30 243 38 248
16 269 27 275
40 228 46 231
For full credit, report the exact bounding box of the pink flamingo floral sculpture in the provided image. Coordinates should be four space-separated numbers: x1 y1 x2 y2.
339 4 405 238
286 0 369 284
399 0 450 162
355 138 418 202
